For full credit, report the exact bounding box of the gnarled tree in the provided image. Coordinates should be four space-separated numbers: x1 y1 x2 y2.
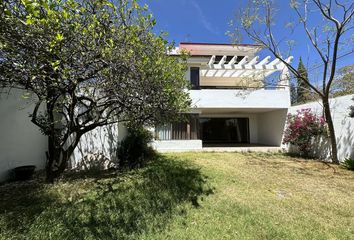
0 0 190 182
230 0 353 163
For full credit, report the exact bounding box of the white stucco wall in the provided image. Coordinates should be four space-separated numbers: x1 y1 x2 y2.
0 89 128 181
0 90 47 182
71 122 127 169
257 109 288 146
190 89 291 109
287 94 354 161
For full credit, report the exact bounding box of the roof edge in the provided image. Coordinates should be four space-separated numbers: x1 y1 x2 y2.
180 42 263 47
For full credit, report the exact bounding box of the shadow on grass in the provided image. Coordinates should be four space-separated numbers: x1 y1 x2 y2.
0 155 213 240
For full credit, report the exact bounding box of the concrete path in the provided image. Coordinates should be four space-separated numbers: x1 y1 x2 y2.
201 146 283 152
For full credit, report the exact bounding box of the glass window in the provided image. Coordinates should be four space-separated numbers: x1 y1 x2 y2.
199 118 249 144
190 67 200 89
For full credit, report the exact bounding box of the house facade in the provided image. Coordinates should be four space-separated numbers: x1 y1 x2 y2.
2 42 353 182
152 42 293 151
0 41 293 182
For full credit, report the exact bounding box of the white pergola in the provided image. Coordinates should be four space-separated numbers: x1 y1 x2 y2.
200 55 293 87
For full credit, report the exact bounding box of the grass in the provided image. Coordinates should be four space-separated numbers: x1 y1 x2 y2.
1 152 354 240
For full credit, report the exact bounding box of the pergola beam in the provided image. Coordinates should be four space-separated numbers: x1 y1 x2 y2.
208 55 216 66
202 55 292 78
226 55 238 66
217 55 227 66
255 56 270 68
237 56 249 66
245 56 259 66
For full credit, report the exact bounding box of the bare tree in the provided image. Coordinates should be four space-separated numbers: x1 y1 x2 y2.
230 0 354 163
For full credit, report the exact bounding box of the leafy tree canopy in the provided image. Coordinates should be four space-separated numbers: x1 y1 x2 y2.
0 0 190 181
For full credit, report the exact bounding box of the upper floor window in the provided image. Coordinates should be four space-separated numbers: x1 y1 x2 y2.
190 67 200 90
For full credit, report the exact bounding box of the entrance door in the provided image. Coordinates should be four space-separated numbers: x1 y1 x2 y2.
199 118 249 144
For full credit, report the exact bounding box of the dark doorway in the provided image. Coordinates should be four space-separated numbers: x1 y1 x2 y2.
199 118 249 144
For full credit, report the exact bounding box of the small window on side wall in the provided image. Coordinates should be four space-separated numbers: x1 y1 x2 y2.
190 67 200 90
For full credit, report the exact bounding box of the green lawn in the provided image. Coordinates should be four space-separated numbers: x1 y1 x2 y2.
1 152 354 240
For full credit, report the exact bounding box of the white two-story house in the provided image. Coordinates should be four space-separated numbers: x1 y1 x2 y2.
0 41 293 181
152 42 293 151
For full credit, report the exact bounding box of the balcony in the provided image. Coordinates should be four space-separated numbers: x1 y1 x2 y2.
186 54 292 110
189 88 291 110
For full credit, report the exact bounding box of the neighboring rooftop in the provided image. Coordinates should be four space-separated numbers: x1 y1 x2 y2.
179 42 263 47
178 42 263 56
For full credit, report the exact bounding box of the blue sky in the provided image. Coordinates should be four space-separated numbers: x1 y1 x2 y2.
139 0 353 83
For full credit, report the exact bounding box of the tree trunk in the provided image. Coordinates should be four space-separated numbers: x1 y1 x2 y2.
45 149 71 183
44 96 74 183
322 97 339 164
45 135 72 183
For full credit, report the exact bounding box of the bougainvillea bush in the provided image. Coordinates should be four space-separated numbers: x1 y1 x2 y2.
283 108 327 157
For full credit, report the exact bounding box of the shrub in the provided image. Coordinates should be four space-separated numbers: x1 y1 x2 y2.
342 158 354 171
117 127 157 169
283 108 327 157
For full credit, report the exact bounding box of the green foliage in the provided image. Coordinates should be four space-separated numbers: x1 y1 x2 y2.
283 109 327 157
290 81 298 104
332 64 354 97
117 127 157 169
342 158 354 171
0 0 190 180
296 57 312 104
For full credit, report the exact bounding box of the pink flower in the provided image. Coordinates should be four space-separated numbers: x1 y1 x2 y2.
283 108 327 156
